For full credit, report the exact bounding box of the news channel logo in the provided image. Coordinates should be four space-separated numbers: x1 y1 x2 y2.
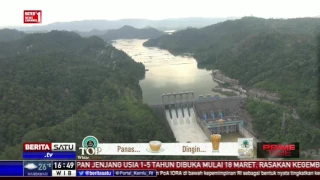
24 10 42 24
79 136 102 155
257 142 299 158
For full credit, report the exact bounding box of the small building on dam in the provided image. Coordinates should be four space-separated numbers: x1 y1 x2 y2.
195 94 245 135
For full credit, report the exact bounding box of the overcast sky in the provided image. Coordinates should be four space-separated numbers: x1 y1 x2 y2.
1 0 319 27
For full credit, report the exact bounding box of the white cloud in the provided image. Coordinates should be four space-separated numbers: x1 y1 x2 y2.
24 163 38 170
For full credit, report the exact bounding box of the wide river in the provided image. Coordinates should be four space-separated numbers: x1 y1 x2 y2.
113 39 221 104
113 39 242 142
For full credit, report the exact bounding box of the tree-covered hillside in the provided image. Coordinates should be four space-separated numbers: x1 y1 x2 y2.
74 29 108 37
144 17 320 54
0 30 176 159
99 26 165 41
144 17 320 149
0 29 26 42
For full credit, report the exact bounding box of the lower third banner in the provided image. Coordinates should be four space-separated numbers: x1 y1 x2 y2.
76 170 157 177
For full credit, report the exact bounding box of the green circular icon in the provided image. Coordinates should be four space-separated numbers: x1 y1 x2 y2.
242 140 249 148
82 136 99 148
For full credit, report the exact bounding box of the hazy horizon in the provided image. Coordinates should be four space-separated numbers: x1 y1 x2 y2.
3 16 317 28
1 17 238 28
1 0 320 27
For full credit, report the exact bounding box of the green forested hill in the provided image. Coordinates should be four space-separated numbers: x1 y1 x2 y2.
144 17 320 149
0 29 26 42
144 17 320 54
100 26 165 41
0 30 176 159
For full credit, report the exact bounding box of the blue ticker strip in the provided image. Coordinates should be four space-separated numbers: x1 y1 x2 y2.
23 152 76 160
114 170 157 177
76 170 157 177
0 161 23 176
77 170 114 176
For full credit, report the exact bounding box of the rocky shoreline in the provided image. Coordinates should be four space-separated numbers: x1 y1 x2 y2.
211 70 247 97
211 70 280 103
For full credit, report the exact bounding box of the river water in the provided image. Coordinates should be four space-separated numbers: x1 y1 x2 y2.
113 39 242 142
113 39 220 104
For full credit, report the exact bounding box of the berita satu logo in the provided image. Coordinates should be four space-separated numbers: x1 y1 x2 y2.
24 10 42 24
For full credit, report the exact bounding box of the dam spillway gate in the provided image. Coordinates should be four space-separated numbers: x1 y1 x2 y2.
162 92 195 124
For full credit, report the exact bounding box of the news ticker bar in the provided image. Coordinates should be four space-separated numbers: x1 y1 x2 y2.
44 170 157 177
0 160 156 177
1 161 320 177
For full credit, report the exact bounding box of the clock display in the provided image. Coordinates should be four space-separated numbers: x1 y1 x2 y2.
52 161 76 170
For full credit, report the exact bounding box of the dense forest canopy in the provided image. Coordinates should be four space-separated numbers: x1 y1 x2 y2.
144 17 320 149
0 30 176 159
0 29 26 42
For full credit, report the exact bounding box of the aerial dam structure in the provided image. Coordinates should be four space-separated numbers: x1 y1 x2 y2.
162 92 209 142
149 92 255 143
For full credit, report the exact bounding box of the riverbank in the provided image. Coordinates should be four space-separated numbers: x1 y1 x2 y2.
212 87 238 97
211 72 247 98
